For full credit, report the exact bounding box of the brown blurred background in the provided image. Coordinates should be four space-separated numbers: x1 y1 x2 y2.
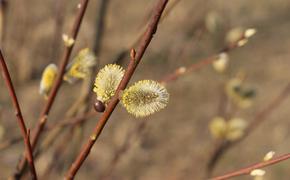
0 0 290 179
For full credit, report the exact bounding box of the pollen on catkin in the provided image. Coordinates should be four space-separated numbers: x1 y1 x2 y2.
120 80 169 118
93 64 125 104
64 48 96 83
39 64 58 98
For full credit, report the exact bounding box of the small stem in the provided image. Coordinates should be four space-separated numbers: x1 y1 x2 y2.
0 51 37 179
211 153 290 180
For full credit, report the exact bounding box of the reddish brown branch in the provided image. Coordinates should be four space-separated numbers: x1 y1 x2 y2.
211 153 290 180
160 29 247 85
160 56 215 84
65 0 169 178
0 51 37 179
13 0 90 178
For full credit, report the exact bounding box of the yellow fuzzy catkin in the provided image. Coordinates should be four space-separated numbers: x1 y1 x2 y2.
225 77 255 109
209 117 247 141
39 64 58 98
226 118 247 141
64 48 96 83
120 80 169 118
263 151 275 161
212 53 229 73
250 169 266 177
93 64 125 104
209 117 227 139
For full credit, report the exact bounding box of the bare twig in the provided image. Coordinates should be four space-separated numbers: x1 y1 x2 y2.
65 0 169 178
12 0 90 178
210 153 290 180
160 32 243 85
0 51 37 179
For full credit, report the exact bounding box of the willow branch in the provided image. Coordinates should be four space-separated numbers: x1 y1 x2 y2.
160 33 243 85
65 0 169 178
12 0 90 178
211 153 290 180
0 51 37 179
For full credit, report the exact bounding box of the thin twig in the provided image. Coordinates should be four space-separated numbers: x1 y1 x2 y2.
65 0 169 178
160 32 244 85
0 51 37 179
210 153 290 180
12 0 90 178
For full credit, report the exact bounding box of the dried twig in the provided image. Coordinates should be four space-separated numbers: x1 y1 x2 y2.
0 51 37 179
12 0 90 178
210 153 290 180
65 0 169 178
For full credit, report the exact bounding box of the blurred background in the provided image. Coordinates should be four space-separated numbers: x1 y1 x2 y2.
0 0 290 179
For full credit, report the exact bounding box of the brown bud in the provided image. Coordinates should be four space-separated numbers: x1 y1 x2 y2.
130 49 136 59
94 100 105 112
